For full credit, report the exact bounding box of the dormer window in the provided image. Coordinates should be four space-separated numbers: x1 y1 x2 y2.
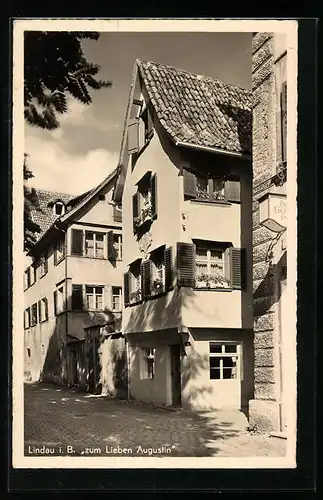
53 201 65 216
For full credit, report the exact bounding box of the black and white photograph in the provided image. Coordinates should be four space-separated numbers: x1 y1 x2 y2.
12 19 298 469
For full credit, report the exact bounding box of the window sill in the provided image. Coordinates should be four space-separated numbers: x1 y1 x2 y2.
40 318 49 323
70 255 108 261
190 198 232 206
127 299 143 307
39 272 48 280
194 287 233 292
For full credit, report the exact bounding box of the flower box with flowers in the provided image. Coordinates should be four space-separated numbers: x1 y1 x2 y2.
130 290 142 303
150 278 164 296
196 273 230 289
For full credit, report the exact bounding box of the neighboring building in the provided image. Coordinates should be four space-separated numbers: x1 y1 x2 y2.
248 33 288 434
113 60 253 412
24 168 124 388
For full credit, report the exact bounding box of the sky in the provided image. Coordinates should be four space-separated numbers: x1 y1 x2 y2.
25 31 252 196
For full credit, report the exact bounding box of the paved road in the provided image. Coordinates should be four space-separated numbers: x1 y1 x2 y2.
24 383 286 458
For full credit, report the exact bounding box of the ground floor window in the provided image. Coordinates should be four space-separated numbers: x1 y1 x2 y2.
140 347 155 379
209 342 240 380
86 286 104 310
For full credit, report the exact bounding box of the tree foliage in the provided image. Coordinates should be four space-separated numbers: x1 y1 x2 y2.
24 32 111 251
24 31 112 130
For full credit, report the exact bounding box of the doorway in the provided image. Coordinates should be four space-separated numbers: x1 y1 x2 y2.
170 344 181 406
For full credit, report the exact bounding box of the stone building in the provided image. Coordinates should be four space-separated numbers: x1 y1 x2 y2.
249 32 288 434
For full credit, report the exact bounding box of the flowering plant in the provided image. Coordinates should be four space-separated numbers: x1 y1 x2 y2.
130 290 142 302
196 273 230 288
151 277 164 295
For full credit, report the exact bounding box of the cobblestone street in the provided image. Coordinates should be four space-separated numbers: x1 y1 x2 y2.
24 383 286 458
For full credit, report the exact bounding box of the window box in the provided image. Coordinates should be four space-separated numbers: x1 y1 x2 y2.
183 169 240 204
196 273 230 289
132 173 157 234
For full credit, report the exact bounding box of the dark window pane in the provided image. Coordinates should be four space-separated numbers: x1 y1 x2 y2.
210 368 221 379
225 344 237 353
210 357 221 368
210 344 222 353
223 368 233 379
223 357 235 368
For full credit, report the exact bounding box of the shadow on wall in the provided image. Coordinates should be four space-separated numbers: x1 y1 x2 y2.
253 251 286 317
126 255 215 406
40 306 123 394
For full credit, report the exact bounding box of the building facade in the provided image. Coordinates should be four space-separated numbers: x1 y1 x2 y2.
248 32 288 433
114 60 254 412
24 169 124 388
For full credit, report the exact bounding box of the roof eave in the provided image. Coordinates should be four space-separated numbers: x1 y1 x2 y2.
174 139 251 160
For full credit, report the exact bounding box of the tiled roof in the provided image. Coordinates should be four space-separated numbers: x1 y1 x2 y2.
137 60 252 155
28 188 79 240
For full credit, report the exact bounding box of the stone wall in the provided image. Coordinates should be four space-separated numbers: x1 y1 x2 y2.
249 32 286 433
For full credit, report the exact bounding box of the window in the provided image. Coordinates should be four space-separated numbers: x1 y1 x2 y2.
85 231 105 259
24 268 30 290
150 247 165 297
71 284 83 310
183 169 240 203
209 343 240 380
195 245 229 289
133 172 157 233
24 308 31 329
31 303 38 326
53 201 65 216
177 242 246 290
112 287 122 312
39 254 48 278
124 260 142 306
141 348 155 379
127 104 154 155
54 285 65 315
38 297 49 322
86 286 104 311
54 236 65 265
113 233 122 261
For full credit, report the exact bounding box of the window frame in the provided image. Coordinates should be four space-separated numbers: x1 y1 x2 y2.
38 297 49 323
24 307 31 329
54 235 65 265
53 201 65 216
129 261 142 305
113 233 123 261
140 347 155 380
30 303 38 327
85 231 106 259
209 342 243 381
195 244 230 290
85 285 105 311
112 286 122 312
39 253 48 278
150 247 166 297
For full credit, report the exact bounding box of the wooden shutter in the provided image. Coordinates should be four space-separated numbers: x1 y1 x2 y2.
225 180 241 202
123 272 130 307
53 290 57 315
107 230 115 261
230 247 246 290
128 118 139 154
44 297 49 320
113 205 122 222
71 284 83 310
38 300 42 322
132 192 140 233
177 242 196 288
71 229 83 255
150 174 157 219
183 169 197 198
280 81 287 162
54 246 57 265
164 246 173 291
141 260 152 300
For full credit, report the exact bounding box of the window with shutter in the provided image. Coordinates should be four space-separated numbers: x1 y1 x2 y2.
195 244 230 289
72 284 83 311
124 272 130 307
177 242 196 288
183 169 197 198
128 118 139 154
150 174 157 219
225 180 241 203
164 246 173 292
280 81 287 163
230 247 246 290
129 260 142 304
24 308 31 329
71 229 83 256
